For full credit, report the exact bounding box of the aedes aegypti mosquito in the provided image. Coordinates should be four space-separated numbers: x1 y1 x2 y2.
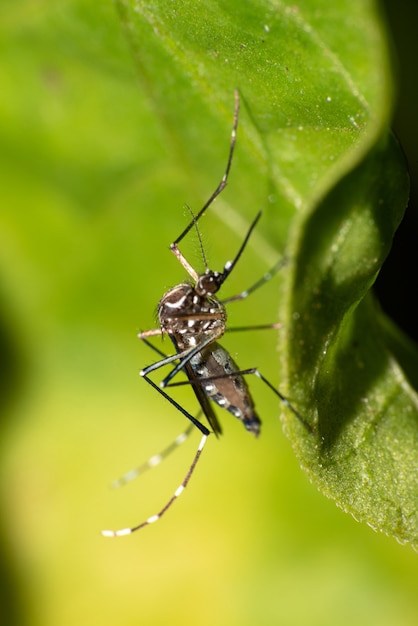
102 90 312 537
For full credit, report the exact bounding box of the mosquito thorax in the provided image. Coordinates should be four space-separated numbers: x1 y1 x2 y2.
158 283 227 346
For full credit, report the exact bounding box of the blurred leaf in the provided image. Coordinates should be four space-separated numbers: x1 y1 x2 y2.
0 6 417 626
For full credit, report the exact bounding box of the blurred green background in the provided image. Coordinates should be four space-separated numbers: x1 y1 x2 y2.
1 1 417 625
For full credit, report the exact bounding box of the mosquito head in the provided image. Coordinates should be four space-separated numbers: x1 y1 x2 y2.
195 270 224 296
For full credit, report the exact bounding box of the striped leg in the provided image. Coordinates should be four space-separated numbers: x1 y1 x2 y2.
110 422 196 488
102 334 210 537
221 257 288 304
110 337 206 489
102 433 208 537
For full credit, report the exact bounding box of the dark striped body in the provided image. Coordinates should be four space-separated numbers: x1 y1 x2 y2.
158 282 226 346
190 343 261 436
158 282 261 437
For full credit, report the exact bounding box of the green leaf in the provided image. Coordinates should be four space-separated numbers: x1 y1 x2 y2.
114 2 416 545
284 133 416 546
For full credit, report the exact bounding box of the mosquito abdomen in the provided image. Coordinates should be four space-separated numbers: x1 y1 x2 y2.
190 344 261 436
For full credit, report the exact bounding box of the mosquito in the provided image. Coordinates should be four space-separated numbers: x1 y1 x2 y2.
102 90 312 537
